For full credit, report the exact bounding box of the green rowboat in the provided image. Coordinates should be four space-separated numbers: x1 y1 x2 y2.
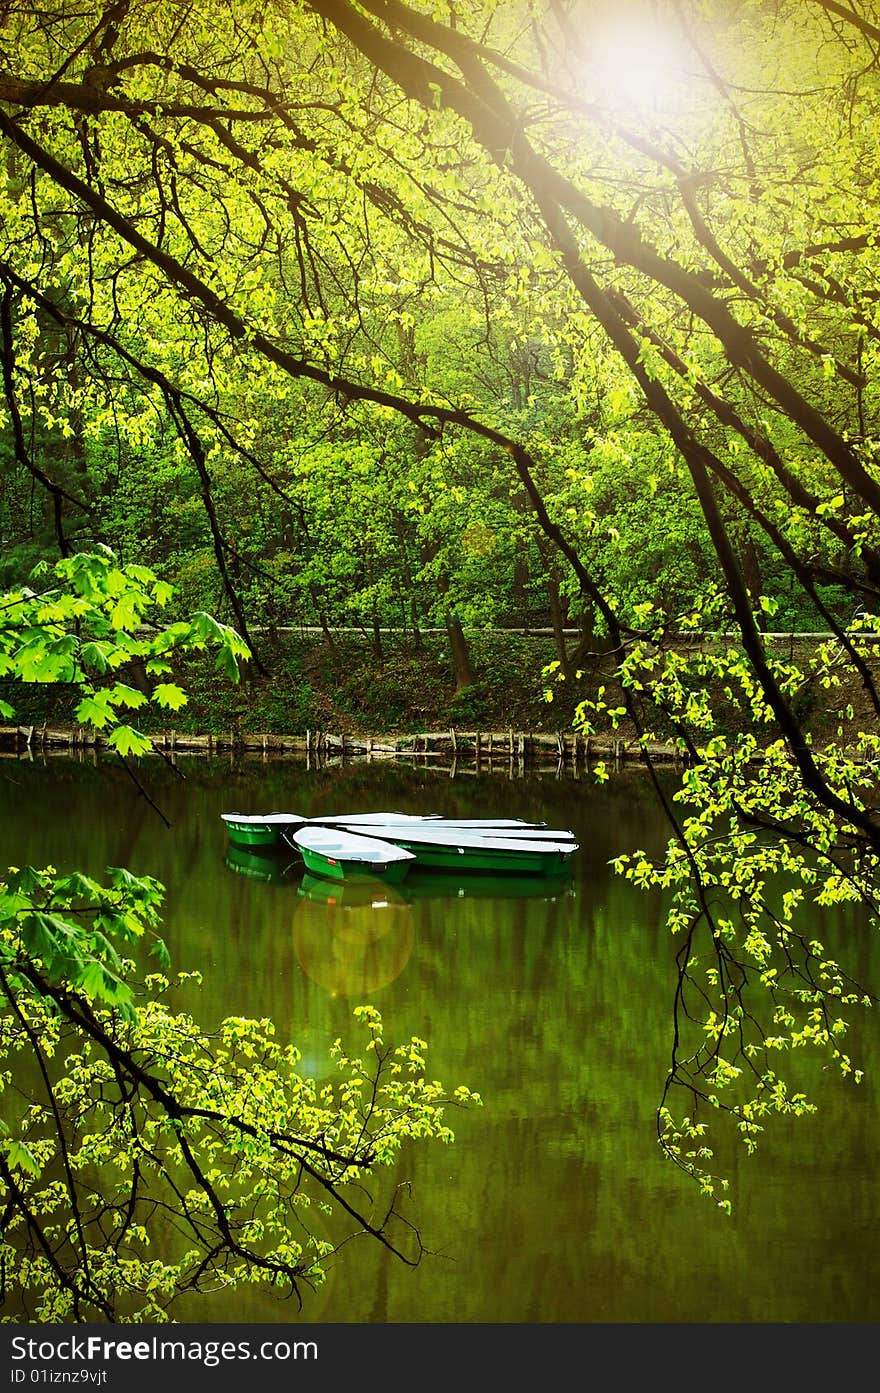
221 809 439 849
221 812 306 848
347 826 579 876
222 811 579 877
291 826 416 884
329 817 576 844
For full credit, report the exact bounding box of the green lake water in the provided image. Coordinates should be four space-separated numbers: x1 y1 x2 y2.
1 752 878 1324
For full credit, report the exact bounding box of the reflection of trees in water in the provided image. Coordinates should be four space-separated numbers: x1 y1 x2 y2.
403 876 675 1122
4 762 878 1319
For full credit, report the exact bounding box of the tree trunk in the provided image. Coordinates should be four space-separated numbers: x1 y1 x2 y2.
397 538 422 652
567 604 605 670
547 570 575 682
741 535 765 632
445 609 476 691
513 547 530 626
309 585 337 651
372 604 383 663
437 566 476 689
410 595 423 653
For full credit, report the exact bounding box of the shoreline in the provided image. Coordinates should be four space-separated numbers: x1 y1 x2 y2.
0 722 765 766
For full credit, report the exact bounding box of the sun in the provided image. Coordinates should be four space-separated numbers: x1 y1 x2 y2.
589 14 690 111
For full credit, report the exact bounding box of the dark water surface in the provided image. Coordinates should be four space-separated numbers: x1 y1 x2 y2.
2 752 878 1323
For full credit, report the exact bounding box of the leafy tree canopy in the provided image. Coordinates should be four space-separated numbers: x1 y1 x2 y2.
1 0 879 1199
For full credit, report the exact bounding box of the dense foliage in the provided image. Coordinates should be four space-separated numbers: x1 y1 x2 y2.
1 0 879 1214
0 553 479 1320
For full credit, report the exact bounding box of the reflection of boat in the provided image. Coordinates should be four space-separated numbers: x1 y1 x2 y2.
291 826 416 884
298 873 408 907
221 812 305 848
401 869 575 901
224 844 300 882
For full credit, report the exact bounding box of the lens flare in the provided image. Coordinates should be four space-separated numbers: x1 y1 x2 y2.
591 18 688 110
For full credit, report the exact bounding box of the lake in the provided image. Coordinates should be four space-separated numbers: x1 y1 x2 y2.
2 751 878 1324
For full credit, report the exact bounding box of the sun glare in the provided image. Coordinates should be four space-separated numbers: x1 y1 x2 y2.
590 18 688 111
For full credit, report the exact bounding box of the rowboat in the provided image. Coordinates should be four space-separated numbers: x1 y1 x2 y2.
327 817 575 843
223 810 578 876
343 825 579 876
291 826 417 884
308 810 441 824
221 812 306 848
311 813 546 830
221 809 441 848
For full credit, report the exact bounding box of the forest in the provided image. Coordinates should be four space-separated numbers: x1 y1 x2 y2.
1 0 880 1324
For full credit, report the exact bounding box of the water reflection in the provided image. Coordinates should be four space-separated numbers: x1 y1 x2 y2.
1 754 878 1324
400 868 574 902
226 843 576 903
297 870 407 906
227 840 577 997
224 843 300 882
293 875 415 996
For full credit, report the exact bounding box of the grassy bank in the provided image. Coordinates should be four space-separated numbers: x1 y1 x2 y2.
2 629 876 751
2 632 575 739
158 631 576 736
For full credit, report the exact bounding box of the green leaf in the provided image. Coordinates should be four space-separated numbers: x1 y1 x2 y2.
190 611 226 643
80 640 113 673
126 564 157 585
152 682 188 711
107 725 153 757
78 960 111 998
215 644 241 684
53 871 103 900
5 1140 41 1177
0 889 32 921
153 580 174 605
110 593 143 631
22 912 78 964
108 867 164 907
109 683 148 710
75 693 115 729
150 937 172 972
6 866 42 894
